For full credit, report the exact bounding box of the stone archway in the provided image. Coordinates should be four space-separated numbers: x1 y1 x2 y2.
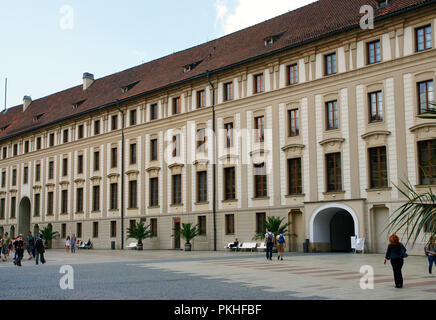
18 197 31 236
33 224 40 236
10 225 15 238
309 203 359 252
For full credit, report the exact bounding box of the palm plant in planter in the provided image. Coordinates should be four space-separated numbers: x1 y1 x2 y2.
173 223 200 251
40 225 60 249
253 216 296 251
127 221 153 251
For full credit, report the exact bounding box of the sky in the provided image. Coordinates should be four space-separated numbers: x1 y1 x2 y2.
0 0 317 109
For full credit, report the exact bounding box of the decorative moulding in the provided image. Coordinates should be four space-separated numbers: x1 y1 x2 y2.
90 176 102 184
281 144 305 152
192 159 209 166
146 166 161 173
125 170 139 180
409 122 436 133
361 130 391 140
319 137 345 146
168 163 184 170
0 191 6 196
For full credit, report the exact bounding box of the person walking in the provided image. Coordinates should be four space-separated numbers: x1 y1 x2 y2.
26 231 35 260
65 236 71 253
1 232 9 262
425 237 436 276
276 232 286 261
384 234 408 288
13 235 25 267
71 234 77 254
35 233 46 265
264 229 275 261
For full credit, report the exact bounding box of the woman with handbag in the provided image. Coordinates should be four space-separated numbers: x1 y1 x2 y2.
384 234 407 288
425 237 436 275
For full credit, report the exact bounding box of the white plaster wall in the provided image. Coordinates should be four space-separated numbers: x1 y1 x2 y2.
382 33 392 61
356 41 364 69
385 78 399 199
315 54 322 79
301 97 310 202
279 103 286 205
299 59 306 83
340 89 351 199
356 85 367 198
265 69 271 92
403 27 413 56
338 47 346 73
404 74 417 185
315 95 324 201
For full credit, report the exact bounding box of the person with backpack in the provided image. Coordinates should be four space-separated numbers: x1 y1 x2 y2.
35 233 46 265
13 234 25 267
264 229 275 260
425 237 436 275
277 232 286 261
26 231 35 260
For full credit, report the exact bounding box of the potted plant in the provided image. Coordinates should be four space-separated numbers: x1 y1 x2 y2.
253 216 296 252
40 224 60 249
126 221 153 251
173 223 200 251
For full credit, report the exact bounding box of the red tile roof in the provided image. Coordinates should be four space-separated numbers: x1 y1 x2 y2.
0 0 434 141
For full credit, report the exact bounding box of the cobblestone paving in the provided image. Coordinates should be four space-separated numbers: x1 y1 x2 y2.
0 250 434 300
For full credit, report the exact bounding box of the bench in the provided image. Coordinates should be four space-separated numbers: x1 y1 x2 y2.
240 242 257 252
225 242 242 251
257 243 266 251
127 242 138 250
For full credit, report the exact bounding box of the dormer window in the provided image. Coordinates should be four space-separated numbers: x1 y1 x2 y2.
0 124 9 133
122 81 140 93
33 114 44 122
377 0 392 8
73 100 85 110
264 32 285 47
183 61 203 73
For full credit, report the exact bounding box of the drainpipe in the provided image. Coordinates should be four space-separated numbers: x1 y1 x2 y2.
207 71 217 252
116 100 125 250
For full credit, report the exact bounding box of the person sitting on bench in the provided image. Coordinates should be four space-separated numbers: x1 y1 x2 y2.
229 238 239 249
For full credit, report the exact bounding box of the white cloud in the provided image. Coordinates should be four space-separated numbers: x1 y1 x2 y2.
215 0 318 35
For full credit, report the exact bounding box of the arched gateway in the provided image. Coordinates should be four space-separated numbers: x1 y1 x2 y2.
309 203 359 252
18 197 31 236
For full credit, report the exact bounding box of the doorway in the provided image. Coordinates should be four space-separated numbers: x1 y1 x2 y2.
18 197 31 236
174 218 181 249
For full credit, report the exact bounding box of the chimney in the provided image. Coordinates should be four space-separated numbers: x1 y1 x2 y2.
83 72 94 90
23 95 32 112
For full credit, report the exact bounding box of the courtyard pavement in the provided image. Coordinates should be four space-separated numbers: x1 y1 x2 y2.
0 249 435 300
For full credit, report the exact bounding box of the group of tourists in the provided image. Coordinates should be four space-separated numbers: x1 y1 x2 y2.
0 231 46 267
264 229 286 261
64 234 92 253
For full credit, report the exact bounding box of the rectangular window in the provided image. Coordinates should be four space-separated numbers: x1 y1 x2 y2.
418 80 434 114
224 167 236 200
224 82 233 102
325 53 337 75
47 192 54 216
287 64 298 85
94 120 100 135
369 147 388 188
35 164 41 182
23 166 28 184
112 115 118 130
1 171 5 188
151 218 158 237
24 141 29 153
2 147 6 159
150 139 158 161
78 125 84 139
326 100 339 130
198 216 206 235
78 155 83 174
76 188 83 213
288 109 299 137
254 73 264 93
416 25 432 52
63 158 68 176
172 134 180 157
150 103 158 120
49 133 55 147
12 169 16 186
94 151 100 171
48 161 54 180
110 183 118 210
93 222 98 238
150 178 159 207
13 144 18 156
288 158 302 195
255 116 265 142
77 223 82 238
129 219 136 231
369 91 383 122
256 212 266 234
110 221 117 238
173 97 181 115
11 196 16 218
60 190 67 214
93 185 100 211
61 224 66 239
130 109 137 126
172 174 182 205
197 90 206 108
367 40 381 64
63 129 69 143
326 153 342 192
0 198 4 220
225 123 233 148
129 180 137 209
34 194 40 217
130 144 136 165
197 128 207 153
418 139 436 185
197 171 207 203
111 148 117 168
36 137 41 150
254 163 267 198
225 214 235 234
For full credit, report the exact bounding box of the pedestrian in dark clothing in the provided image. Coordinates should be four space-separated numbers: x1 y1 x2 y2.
384 234 407 288
13 235 25 267
425 237 436 275
264 229 275 260
35 234 46 265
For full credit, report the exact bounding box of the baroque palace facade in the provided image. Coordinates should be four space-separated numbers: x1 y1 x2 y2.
0 0 435 252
